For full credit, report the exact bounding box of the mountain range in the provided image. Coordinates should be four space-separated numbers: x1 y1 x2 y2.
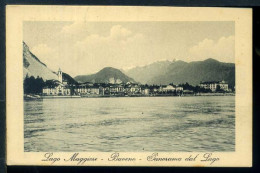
23 41 235 87
125 58 235 86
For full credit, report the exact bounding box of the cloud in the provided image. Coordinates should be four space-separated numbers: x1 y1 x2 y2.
59 22 90 41
71 25 156 75
29 25 147 76
188 35 235 62
61 22 88 35
110 25 132 39
29 24 235 77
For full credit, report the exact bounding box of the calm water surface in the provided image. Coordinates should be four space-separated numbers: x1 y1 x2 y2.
24 96 235 152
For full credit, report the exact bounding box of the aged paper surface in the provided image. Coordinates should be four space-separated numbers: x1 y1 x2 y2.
6 6 252 166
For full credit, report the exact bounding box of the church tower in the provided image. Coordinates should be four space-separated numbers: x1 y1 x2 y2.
58 68 63 83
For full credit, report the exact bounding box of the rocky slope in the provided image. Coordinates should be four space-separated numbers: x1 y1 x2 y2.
23 42 77 84
23 42 58 81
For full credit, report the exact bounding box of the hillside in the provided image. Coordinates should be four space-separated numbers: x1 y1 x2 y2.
23 42 58 81
62 72 78 84
23 42 77 84
74 67 136 84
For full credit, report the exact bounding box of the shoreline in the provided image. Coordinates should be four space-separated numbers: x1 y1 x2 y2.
24 93 235 100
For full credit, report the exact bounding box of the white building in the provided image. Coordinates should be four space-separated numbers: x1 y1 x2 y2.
162 85 175 91
200 80 229 92
42 68 71 96
141 88 150 95
43 84 71 96
74 85 100 95
218 80 229 91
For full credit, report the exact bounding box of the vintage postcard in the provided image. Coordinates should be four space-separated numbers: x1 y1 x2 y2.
6 6 252 166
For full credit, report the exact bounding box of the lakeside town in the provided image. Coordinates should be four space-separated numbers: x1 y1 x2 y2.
24 69 235 99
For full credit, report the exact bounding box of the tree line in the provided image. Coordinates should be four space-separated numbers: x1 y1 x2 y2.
24 75 45 94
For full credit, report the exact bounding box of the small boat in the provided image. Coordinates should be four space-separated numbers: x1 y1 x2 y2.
24 94 42 100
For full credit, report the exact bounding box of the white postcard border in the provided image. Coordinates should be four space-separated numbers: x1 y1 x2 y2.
6 6 252 167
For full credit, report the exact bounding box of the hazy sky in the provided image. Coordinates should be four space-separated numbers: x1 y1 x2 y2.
23 21 235 77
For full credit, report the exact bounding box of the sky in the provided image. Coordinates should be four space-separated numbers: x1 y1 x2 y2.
23 21 235 77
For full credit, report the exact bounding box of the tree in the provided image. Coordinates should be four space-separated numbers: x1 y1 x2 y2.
179 82 195 91
24 75 45 94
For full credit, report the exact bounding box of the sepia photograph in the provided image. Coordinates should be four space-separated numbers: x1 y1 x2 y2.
23 21 235 152
6 6 252 166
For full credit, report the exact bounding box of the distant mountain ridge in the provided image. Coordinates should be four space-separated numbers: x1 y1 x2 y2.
125 58 235 87
123 60 174 84
74 67 136 84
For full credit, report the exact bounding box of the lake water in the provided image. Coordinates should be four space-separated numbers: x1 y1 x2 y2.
24 96 235 152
